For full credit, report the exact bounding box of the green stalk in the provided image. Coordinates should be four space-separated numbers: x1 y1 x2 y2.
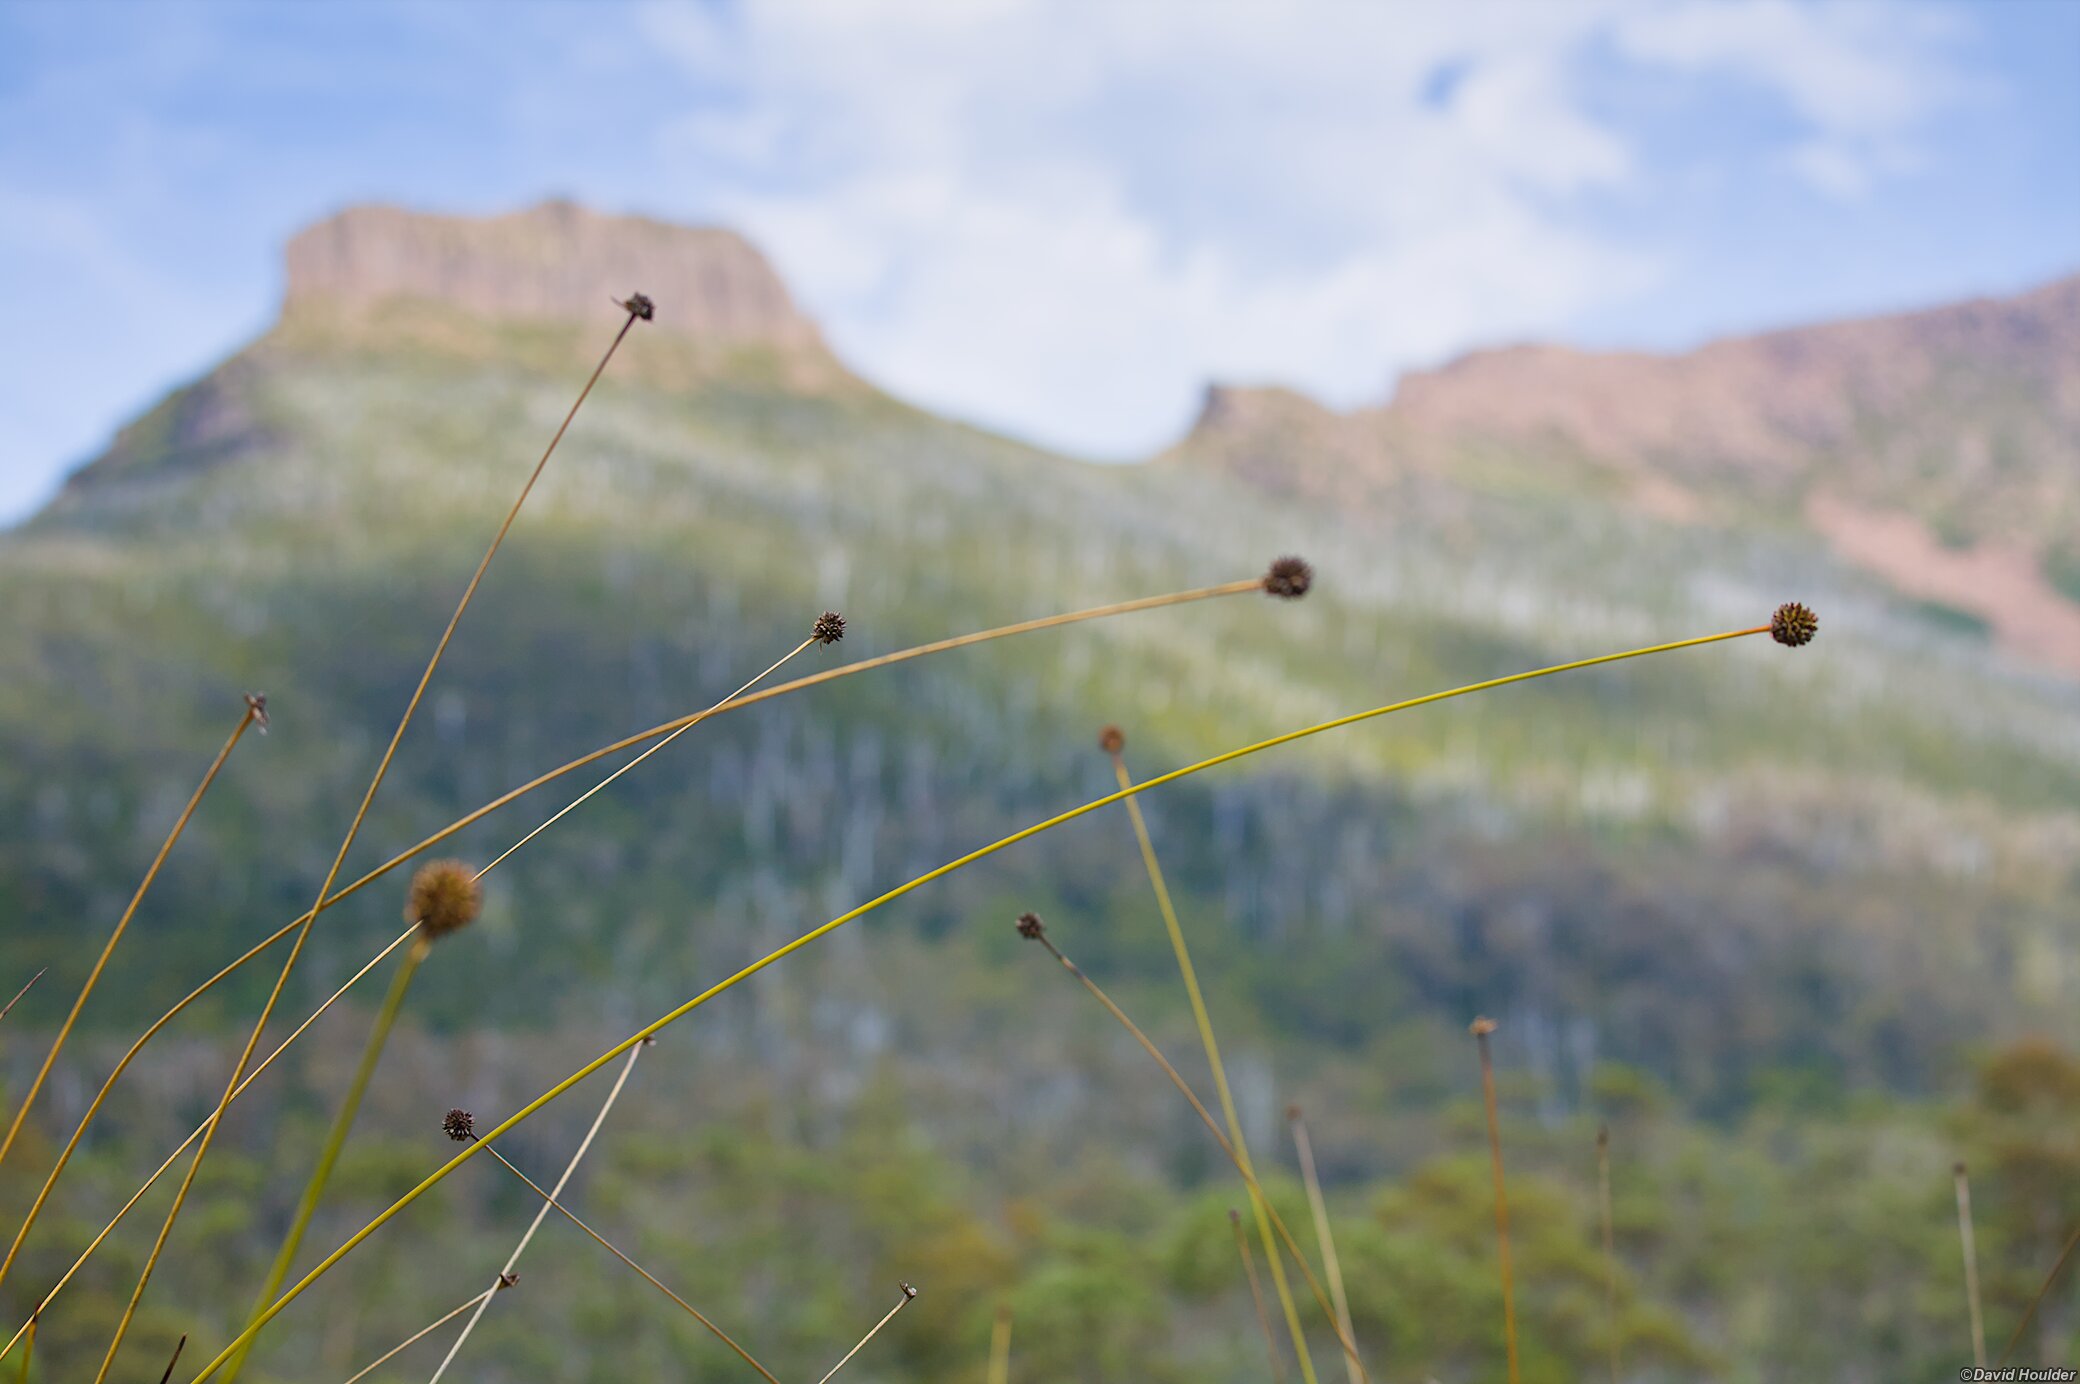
220 934 430 1384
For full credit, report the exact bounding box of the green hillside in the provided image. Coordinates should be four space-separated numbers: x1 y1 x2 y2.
2 210 2077 1379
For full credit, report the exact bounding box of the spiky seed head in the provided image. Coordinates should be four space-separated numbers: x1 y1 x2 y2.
1015 911 1045 940
812 610 846 645
901 1281 919 1299
243 692 269 734
1262 555 1314 599
616 292 655 321
1770 601 1819 647
442 1107 475 1142
1098 724 1125 755
1469 1015 1498 1038
408 859 481 939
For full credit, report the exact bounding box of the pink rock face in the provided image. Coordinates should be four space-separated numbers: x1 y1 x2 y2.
283 199 827 353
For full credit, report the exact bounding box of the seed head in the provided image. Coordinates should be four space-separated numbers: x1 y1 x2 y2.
615 292 655 322
1262 555 1313 599
1597 1124 1609 1151
1770 601 1819 647
1228 1207 1241 1225
1015 911 1046 941
901 1280 919 1299
1098 724 1125 756
498 1271 519 1289
408 860 482 939
1469 1016 1498 1038
243 692 269 734
812 610 846 645
1286 1103 1302 1122
1953 1160 1968 1178
442 1107 475 1142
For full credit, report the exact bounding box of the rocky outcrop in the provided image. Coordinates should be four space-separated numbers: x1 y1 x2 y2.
283 199 828 354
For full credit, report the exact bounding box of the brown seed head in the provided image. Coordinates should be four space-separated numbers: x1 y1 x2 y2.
1015 911 1046 941
616 292 655 321
1469 1016 1498 1038
243 692 269 734
901 1280 919 1299
812 610 846 645
1286 1103 1302 1122
1228 1207 1241 1225
1597 1124 1610 1150
1953 1160 1968 1178
1262 555 1314 599
442 1107 475 1142
498 1271 519 1289
408 859 482 939
1098 724 1125 755
1770 601 1819 647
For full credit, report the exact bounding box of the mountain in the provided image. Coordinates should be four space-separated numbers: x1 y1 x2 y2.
1168 276 2080 672
3 203 2078 1378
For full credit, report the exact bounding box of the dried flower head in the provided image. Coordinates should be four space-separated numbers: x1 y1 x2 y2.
812 610 846 645
1770 601 1819 647
1469 1016 1498 1038
408 859 482 939
442 1107 475 1142
1098 724 1125 756
243 692 269 734
1015 911 1046 940
901 1281 919 1299
615 292 656 321
497 1271 519 1290
1262 555 1314 599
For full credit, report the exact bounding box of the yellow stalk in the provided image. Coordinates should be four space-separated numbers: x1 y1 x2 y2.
815 1284 916 1384
987 1303 1012 1384
220 936 431 1383
94 303 647 1380
0 699 258 1177
474 1142 780 1383
1110 746 1317 1384
1472 1018 1519 1384
1289 1108 1360 1384
6 578 1265 1302
1953 1161 1986 1368
1232 1209 1288 1384
183 622 1769 1379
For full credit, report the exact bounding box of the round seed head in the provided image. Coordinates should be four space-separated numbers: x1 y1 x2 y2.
1469 1015 1498 1037
1098 724 1125 755
616 292 655 321
1285 1103 1302 1122
1953 1160 1967 1178
812 610 846 645
1262 555 1314 599
408 859 482 939
442 1107 475 1142
1770 601 1819 647
1015 911 1046 940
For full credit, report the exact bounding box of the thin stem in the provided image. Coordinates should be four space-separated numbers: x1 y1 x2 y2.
1597 1126 1620 1384
1473 1021 1519 1384
1111 749 1317 1384
1289 1109 1359 1384
157 1335 187 1384
1998 1217 2080 1365
0 969 45 1026
428 1042 646 1381
815 1285 915 1384
222 937 431 1383
1953 1162 1986 1368
343 1289 495 1384
185 622 1769 1380
1027 929 1368 1383
97 306 643 1380
0 927 417 1361
987 1303 1011 1384
1232 1209 1287 1384
473 1142 779 1383
0 701 257 1177
21 578 1263 1273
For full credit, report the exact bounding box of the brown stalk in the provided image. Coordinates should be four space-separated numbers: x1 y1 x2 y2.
1472 1018 1519 1384
1289 1106 1361 1384
0 699 259 1176
156 1334 187 1384
815 1283 917 1383
1232 1208 1288 1384
1597 1126 1620 1384
91 302 646 1381
0 969 44 1027
1019 918 1370 1383
471 1138 779 1383
1999 1217 2080 1365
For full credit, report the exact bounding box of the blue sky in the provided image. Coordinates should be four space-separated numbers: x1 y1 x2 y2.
1 0 2075 522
